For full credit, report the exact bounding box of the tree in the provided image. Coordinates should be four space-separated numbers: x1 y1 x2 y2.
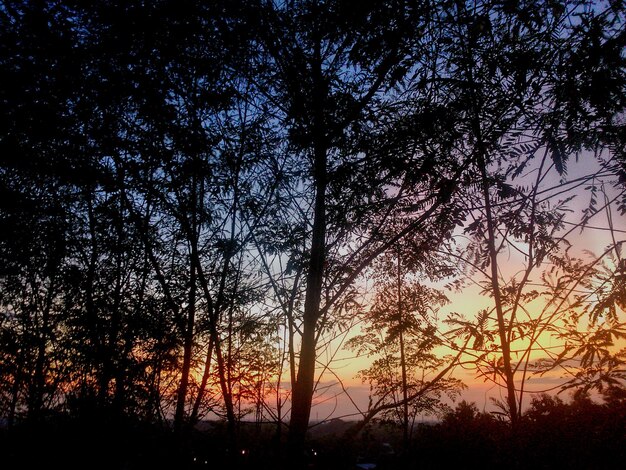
347 249 462 448
1 4 623 465
432 0 625 426
247 1 475 450
75 1 278 443
0 0 99 423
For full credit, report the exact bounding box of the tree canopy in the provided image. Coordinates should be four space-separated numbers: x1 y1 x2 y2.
1 0 624 467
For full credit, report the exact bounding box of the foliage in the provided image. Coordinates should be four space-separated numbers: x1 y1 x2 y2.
347 269 462 430
0 2 624 465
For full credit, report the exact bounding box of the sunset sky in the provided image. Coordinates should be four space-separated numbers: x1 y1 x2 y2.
2 6 624 469
303 153 626 421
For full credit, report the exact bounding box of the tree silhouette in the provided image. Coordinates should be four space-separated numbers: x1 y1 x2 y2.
0 1 624 467
347 249 461 448
431 0 626 426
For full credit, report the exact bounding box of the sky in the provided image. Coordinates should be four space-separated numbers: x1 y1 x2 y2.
301 152 626 422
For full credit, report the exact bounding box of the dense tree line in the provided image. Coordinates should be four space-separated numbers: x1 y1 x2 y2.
1 0 624 467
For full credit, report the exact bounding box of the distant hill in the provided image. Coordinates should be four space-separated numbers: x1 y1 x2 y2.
308 418 355 438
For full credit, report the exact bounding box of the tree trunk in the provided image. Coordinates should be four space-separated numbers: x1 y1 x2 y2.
288 43 328 444
175 164 200 433
210 323 237 442
30 273 56 422
288 149 326 445
189 335 214 426
192 252 238 446
397 254 409 448
174 260 196 432
477 153 518 427
8 347 25 428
